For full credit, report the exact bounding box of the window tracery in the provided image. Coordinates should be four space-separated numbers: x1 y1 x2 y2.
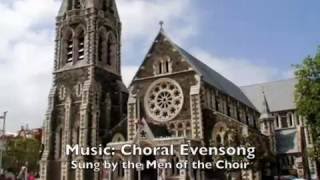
145 78 183 122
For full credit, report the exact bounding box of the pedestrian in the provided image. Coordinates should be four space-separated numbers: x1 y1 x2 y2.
27 172 35 180
0 174 5 180
5 168 15 180
17 166 27 180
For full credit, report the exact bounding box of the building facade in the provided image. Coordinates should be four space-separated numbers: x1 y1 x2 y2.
41 0 318 180
40 0 127 180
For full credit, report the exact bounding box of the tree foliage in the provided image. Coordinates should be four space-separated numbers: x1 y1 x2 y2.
295 48 320 161
2 137 41 174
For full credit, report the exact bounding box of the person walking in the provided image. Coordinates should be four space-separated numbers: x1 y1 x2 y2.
17 165 27 180
27 172 35 180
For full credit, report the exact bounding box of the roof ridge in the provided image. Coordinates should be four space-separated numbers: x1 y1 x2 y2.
240 78 296 88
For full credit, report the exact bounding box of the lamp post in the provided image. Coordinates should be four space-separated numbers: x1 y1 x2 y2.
0 111 7 172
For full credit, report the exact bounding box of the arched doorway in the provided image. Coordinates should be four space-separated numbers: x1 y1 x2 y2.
141 154 157 180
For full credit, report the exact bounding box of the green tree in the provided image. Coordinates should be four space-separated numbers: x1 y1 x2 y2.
2 137 41 174
295 48 320 173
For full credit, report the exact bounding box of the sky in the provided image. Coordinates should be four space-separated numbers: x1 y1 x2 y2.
0 0 320 132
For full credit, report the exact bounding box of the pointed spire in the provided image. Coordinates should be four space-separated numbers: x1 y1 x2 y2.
259 87 273 120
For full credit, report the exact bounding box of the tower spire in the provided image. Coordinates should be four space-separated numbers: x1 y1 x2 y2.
259 87 272 119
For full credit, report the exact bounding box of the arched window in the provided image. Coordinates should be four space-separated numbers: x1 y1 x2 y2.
275 115 280 128
112 157 125 179
288 112 294 127
63 30 74 63
54 128 63 159
108 0 114 14
169 154 180 176
106 33 116 66
75 82 83 97
74 0 81 9
59 85 66 100
158 61 163 74
154 56 172 75
77 29 85 61
107 39 112 65
75 127 80 144
98 32 106 62
101 0 107 11
216 134 222 145
112 133 125 142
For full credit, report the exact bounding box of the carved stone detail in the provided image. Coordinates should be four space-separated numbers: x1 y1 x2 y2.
145 78 184 122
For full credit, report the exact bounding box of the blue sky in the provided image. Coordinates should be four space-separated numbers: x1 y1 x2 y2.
119 0 320 85
192 0 320 69
0 0 319 132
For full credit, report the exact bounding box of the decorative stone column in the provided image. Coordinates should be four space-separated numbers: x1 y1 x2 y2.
127 94 138 141
190 75 203 139
61 96 72 180
40 86 57 180
158 159 167 180
179 158 187 179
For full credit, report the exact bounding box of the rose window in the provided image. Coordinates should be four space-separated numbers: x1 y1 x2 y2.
145 78 184 122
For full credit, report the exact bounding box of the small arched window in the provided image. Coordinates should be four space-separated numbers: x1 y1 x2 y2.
76 28 85 61
98 32 106 62
106 33 116 66
63 30 74 63
112 133 125 142
108 0 114 14
154 56 172 75
74 0 81 9
216 134 222 145
54 128 63 159
288 113 294 127
77 127 80 144
59 85 66 100
101 0 107 11
75 82 83 97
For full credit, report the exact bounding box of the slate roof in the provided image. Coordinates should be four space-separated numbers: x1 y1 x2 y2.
161 32 256 109
241 79 297 112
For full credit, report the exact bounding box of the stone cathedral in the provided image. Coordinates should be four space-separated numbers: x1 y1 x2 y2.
41 0 318 180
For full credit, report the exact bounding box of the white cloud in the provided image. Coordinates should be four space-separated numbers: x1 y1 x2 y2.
0 0 293 133
117 0 197 44
0 0 199 132
0 0 59 132
191 49 293 86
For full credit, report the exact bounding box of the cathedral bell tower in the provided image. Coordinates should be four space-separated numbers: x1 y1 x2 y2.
40 0 127 180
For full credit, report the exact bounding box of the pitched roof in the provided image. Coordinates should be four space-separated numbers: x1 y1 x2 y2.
160 32 255 109
241 79 297 112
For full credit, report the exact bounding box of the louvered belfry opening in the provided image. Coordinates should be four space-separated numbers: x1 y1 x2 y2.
107 38 113 65
78 30 85 61
74 0 81 9
66 37 73 63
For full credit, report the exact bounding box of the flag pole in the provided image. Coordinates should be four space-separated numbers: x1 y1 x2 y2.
2 111 7 136
0 111 7 172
